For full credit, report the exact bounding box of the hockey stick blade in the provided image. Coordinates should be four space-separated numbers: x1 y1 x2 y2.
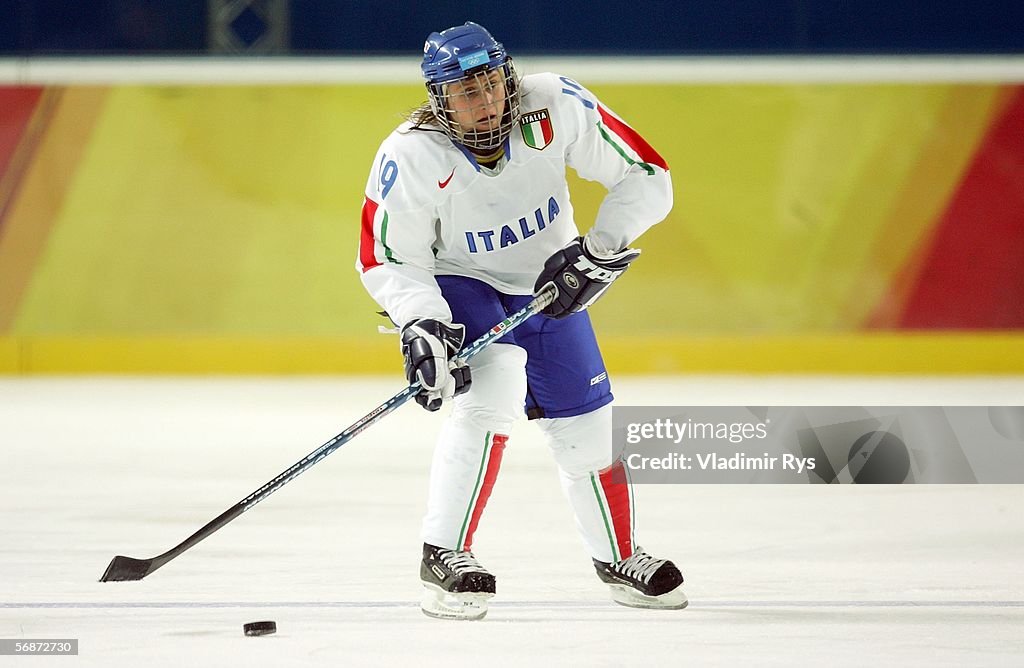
99 287 555 582
100 556 158 582
100 503 244 581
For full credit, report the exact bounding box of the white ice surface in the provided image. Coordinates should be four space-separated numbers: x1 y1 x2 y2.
2 376 1023 667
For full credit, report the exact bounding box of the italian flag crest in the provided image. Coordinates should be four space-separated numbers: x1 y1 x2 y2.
520 108 554 150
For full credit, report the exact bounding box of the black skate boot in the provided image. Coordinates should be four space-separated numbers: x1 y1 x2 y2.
594 549 687 609
420 543 496 620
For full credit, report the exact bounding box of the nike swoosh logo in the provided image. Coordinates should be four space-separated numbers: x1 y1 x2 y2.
438 168 456 189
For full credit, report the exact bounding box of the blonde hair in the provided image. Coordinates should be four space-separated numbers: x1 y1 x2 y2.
404 102 440 129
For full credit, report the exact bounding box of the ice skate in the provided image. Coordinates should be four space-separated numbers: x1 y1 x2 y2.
594 549 687 609
420 543 496 620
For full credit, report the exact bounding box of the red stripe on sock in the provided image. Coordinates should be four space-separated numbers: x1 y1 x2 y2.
358 196 381 272
600 460 633 560
598 105 669 171
463 434 507 551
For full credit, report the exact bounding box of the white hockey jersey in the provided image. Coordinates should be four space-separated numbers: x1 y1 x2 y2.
357 72 673 328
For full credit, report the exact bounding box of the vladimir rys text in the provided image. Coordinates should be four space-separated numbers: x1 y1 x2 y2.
626 451 815 473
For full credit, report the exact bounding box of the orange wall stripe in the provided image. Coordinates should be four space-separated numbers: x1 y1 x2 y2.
895 86 1024 328
0 87 43 179
0 87 48 243
0 87 108 331
867 86 1017 328
857 86 1006 329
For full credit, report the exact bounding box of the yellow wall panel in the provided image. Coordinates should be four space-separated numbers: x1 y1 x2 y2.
14 86 423 337
2 82 1013 373
577 84 999 335
13 83 999 340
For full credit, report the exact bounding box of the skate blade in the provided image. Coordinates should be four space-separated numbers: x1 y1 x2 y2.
607 583 689 610
420 583 493 621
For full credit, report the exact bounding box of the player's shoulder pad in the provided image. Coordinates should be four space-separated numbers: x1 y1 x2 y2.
379 122 450 165
368 123 454 207
520 72 599 139
522 72 597 102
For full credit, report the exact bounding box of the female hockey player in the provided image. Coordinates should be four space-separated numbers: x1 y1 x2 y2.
356 21 686 620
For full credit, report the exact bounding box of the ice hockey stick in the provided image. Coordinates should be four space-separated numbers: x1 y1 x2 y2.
100 287 556 582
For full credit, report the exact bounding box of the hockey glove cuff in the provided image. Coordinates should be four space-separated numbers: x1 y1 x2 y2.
533 235 641 319
400 319 472 411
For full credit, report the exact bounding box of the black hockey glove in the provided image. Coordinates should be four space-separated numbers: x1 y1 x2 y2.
533 236 641 319
400 318 472 411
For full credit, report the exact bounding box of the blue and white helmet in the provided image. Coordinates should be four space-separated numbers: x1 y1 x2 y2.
421 22 521 152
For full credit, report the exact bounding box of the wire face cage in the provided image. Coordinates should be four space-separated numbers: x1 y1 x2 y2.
427 60 521 151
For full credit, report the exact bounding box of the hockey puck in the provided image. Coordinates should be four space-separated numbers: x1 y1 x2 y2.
243 621 277 637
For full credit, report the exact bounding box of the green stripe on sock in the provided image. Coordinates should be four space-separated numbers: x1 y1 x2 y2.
590 472 620 562
457 431 492 549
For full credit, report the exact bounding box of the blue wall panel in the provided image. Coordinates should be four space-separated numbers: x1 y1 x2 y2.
2 1 1022 55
